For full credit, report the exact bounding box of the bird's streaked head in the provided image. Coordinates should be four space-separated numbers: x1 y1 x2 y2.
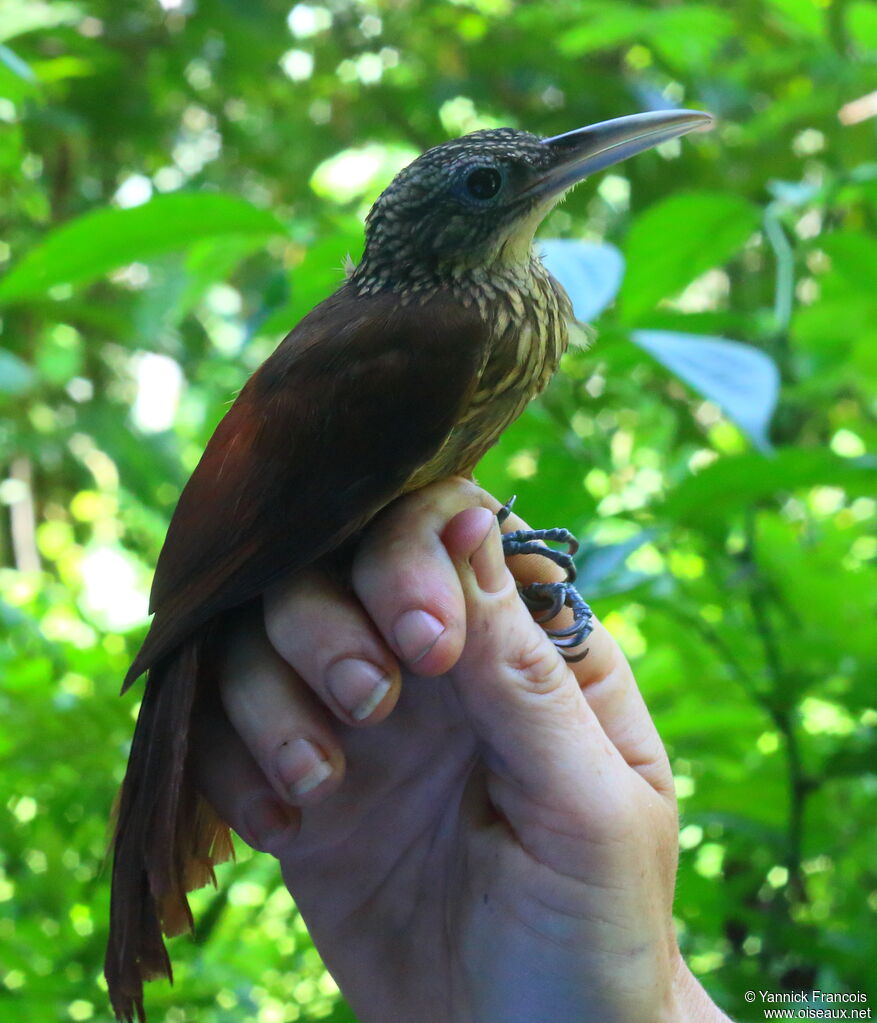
354 109 712 294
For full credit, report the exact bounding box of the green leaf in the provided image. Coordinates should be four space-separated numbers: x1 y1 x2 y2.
31 55 94 84
35 324 83 384
0 193 286 304
0 41 35 80
824 733 877 780
847 0 877 48
0 42 37 101
631 330 779 451
133 235 266 341
557 2 651 54
661 449 877 526
820 232 877 292
180 235 265 317
619 192 760 323
256 222 363 338
576 530 656 595
766 0 825 37
475 401 597 532
650 6 737 70
792 294 877 378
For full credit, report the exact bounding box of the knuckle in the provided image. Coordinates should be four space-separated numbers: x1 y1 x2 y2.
354 528 448 608
263 573 311 634
366 478 488 545
415 475 484 507
433 476 489 508
354 512 415 575
262 601 285 649
263 571 346 664
506 629 568 694
263 601 296 660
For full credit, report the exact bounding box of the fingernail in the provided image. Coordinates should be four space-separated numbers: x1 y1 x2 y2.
393 609 444 665
243 795 294 851
471 519 507 593
276 738 334 797
325 659 391 721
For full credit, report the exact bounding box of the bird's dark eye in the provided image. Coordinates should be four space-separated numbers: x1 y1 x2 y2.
464 166 503 201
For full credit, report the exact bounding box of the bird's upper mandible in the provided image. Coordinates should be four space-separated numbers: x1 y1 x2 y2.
352 109 713 294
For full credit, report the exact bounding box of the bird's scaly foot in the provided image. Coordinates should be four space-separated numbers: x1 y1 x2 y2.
497 497 594 662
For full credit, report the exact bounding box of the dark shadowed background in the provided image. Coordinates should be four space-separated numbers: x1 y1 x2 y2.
1 1 876 1020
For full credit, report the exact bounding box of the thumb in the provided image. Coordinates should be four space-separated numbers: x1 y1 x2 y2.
441 506 626 822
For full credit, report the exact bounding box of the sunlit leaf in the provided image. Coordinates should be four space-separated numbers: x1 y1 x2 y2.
847 0 877 47
31 55 94 83
650 6 736 70
0 1 81 44
631 330 780 450
661 449 877 526
540 239 625 322
557 2 649 54
310 144 417 204
765 0 825 37
0 193 286 304
620 192 760 322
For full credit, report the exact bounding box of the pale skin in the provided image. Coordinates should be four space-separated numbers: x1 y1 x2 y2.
191 478 732 1023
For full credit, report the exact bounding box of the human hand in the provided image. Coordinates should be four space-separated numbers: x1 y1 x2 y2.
191 478 729 1023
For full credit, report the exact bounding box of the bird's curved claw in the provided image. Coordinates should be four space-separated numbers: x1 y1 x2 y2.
497 503 593 661
518 580 593 662
496 494 517 527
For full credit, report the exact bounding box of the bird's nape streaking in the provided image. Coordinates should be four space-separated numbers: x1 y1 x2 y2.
105 107 713 1022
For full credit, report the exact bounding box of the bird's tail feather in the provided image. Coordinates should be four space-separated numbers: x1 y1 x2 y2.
104 634 234 1023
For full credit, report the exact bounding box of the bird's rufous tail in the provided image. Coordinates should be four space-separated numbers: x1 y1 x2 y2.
104 634 234 1022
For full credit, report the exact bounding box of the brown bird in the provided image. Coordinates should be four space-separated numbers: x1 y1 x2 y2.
105 107 712 1021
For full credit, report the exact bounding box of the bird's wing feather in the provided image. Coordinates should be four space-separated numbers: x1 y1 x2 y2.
125 286 488 685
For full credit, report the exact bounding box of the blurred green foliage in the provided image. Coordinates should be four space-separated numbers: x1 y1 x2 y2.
1 1 876 1021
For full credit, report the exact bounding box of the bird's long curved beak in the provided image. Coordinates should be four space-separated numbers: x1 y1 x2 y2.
532 109 713 199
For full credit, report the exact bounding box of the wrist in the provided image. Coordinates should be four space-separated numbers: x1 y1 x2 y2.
669 952 733 1022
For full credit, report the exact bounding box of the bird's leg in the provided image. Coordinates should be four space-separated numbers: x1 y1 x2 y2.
496 497 594 662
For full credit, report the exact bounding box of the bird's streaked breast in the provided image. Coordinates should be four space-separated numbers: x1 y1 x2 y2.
403 257 572 490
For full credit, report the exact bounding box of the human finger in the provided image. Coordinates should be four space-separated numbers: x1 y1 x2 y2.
264 568 401 726
217 609 346 807
567 617 673 797
351 476 501 677
442 506 624 816
489 504 672 797
190 697 299 857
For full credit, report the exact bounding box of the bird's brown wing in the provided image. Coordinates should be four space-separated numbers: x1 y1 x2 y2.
125 285 488 686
